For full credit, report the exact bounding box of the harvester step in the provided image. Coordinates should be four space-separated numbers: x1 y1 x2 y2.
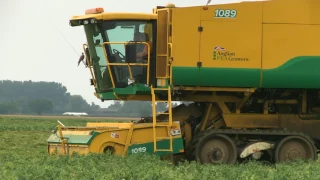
155 149 172 152
156 137 172 140
156 100 168 103
157 112 169 115
155 124 171 127
153 88 170 91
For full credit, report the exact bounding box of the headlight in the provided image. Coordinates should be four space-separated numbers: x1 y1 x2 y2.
90 19 96 24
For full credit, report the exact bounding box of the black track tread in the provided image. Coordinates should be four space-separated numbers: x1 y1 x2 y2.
185 128 318 161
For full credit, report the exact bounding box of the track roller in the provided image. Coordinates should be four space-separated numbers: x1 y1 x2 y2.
195 133 237 164
274 135 318 163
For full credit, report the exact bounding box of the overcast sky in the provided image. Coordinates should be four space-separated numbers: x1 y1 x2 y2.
0 0 258 108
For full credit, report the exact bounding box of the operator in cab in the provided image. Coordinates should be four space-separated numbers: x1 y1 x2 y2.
134 32 152 63
129 31 152 85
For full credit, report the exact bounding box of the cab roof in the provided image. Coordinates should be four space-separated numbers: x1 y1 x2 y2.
70 12 158 22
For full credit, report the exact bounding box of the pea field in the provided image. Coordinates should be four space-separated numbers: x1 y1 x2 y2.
1 115 320 180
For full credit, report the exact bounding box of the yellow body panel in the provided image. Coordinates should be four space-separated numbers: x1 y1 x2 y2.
48 121 184 156
261 0 320 70
263 0 320 25
168 0 320 88
199 21 262 68
262 24 320 69
170 2 263 68
70 12 157 21
88 124 177 153
71 14 103 21
86 122 133 129
170 0 320 70
60 130 92 135
88 128 129 154
102 13 157 20
171 7 201 67
199 3 262 69
201 2 262 22
48 144 90 155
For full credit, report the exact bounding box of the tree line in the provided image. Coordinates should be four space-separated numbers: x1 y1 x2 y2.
0 80 173 116
106 100 169 117
0 80 101 115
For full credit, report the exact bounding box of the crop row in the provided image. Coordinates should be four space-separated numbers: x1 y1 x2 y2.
0 116 127 131
2 152 320 180
1 116 320 179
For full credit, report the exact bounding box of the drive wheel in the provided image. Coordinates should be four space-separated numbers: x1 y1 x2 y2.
99 142 116 155
196 133 237 164
103 146 115 155
274 135 317 163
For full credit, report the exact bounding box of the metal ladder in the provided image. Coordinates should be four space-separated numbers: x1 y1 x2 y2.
151 85 173 159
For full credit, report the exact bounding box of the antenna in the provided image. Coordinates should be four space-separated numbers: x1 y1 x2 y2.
44 0 80 57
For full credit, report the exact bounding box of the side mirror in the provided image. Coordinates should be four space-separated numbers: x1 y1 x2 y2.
125 44 137 63
85 47 91 61
85 47 91 67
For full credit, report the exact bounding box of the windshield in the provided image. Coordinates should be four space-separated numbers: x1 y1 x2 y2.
102 20 153 57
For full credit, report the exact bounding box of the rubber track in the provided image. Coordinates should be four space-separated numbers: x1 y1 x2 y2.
185 128 318 161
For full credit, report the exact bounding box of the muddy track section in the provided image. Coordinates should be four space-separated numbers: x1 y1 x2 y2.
0 114 141 121
185 128 318 161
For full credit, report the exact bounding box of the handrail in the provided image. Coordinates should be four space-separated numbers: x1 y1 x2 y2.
82 44 97 88
101 41 151 88
168 43 173 85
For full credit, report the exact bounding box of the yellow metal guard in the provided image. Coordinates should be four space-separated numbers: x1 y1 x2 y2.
101 42 151 88
168 43 173 84
57 124 68 154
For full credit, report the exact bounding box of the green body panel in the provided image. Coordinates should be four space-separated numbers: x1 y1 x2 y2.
172 56 320 89
171 67 201 86
98 83 151 100
172 66 261 87
127 137 185 156
261 56 320 88
98 91 117 100
199 68 261 87
114 83 150 94
47 132 100 145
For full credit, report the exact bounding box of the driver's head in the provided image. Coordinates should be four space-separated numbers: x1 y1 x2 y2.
134 32 141 41
134 32 147 41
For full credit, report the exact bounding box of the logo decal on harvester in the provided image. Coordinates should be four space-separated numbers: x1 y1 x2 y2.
111 132 119 138
213 46 249 61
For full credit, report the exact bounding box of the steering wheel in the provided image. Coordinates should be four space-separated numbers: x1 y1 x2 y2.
113 49 125 60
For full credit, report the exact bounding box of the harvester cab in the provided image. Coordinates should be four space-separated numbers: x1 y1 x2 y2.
69 7 164 101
